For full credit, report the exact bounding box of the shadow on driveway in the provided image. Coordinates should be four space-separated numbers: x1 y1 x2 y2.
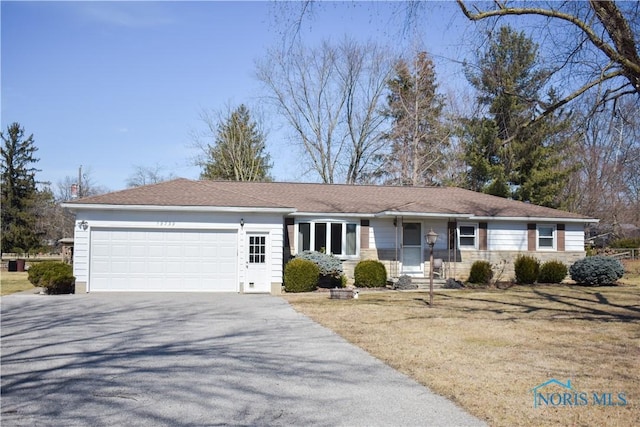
1 293 485 426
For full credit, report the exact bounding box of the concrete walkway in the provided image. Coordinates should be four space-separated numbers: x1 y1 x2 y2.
1 292 486 426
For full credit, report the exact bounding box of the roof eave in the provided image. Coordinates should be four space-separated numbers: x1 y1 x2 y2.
61 203 297 214
376 211 473 219
470 215 599 223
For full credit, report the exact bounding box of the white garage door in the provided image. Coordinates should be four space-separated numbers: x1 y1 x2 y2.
89 228 238 292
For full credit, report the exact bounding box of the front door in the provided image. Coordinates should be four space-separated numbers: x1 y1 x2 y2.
402 223 422 274
245 233 270 293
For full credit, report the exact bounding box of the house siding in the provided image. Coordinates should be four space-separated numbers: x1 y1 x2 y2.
73 210 283 293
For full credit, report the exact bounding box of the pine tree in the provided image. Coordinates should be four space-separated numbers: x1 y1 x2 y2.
200 105 272 182
463 26 574 207
1 123 42 253
378 52 448 186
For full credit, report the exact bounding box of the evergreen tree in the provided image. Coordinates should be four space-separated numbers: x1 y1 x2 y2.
378 52 448 186
1 123 42 253
200 105 272 181
463 26 574 207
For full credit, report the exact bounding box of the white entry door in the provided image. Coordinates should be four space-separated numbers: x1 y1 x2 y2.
402 222 422 274
245 233 270 293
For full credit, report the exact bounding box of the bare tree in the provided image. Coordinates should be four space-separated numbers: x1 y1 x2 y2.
257 38 393 184
126 164 176 188
456 0 640 131
564 97 639 233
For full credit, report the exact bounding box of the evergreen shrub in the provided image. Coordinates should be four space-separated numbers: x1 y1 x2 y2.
538 260 568 284
295 251 343 288
610 237 640 249
284 258 319 293
514 254 540 284
569 256 624 286
354 260 387 288
28 261 75 294
468 260 493 285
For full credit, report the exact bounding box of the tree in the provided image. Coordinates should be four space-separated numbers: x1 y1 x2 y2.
127 164 175 188
462 26 574 207
197 104 272 181
257 38 392 184
1 123 42 253
563 97 640 233
377 51 449 186
457 0 640 132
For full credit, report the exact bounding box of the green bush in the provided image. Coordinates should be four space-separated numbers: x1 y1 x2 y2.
538 260 568 284
569 256 624 286
296 250 343 288
610 238 640 249
514 254 540 285
284 258 319 293
468 260 493 285
354 260 387 288
28 261 75 294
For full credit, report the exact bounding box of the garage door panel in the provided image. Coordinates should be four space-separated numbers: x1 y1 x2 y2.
90 228 238 292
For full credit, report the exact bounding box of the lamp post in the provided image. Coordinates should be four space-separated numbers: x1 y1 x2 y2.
426 229 438 307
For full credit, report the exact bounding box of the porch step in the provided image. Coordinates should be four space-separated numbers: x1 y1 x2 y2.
413 277 447 290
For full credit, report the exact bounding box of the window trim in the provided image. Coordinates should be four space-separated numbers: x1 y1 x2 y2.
458 223 478 250
295 220 360 258
537 224 556 251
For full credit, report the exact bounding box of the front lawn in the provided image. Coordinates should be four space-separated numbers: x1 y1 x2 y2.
0 272 35 296
284 284 639 427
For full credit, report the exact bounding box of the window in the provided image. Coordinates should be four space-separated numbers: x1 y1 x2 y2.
346 223 356 255
249 235 266 263
538 225 555 249
296 221 358 257
459 224 477 249
298 223 310 251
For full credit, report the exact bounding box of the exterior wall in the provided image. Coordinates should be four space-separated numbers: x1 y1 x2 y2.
72 209 283 293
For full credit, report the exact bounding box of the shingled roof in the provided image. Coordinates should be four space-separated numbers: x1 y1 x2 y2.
64 178 595 222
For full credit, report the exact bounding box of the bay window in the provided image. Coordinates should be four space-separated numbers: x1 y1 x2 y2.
297 221 358 257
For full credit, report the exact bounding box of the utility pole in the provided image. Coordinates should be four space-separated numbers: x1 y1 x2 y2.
78 165 82 198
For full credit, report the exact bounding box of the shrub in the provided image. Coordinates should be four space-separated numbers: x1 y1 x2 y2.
295 250 343 288
538 260 568 284
569 256 624 286
393 275 415 290
468 260 493 285
514 254 540 285
28 261 75 294
354 260 387 288
610 237 640 249
284 258 319 293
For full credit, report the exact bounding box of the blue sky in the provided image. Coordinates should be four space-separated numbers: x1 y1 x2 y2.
2 1 473 192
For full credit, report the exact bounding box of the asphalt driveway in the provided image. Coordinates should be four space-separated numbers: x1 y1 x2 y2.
1 292 486 426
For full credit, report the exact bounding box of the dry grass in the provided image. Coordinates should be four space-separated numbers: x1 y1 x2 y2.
620 259 640 286
284 285 640 427
0 272 35 296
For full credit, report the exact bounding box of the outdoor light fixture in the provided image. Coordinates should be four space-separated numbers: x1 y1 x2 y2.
240 218 244 228
78 220 88 231
426 229 438 307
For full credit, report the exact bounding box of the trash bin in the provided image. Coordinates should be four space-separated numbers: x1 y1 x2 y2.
16 259 26 272
8 260 17 272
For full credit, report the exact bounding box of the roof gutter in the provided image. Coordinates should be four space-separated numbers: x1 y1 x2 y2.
61 203 297 215
470 216 599 223
375 211 473 219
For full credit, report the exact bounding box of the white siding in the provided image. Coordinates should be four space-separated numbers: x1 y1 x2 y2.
370 218 448 250
565 223 586 251
488 222 527 251
72 209 282 292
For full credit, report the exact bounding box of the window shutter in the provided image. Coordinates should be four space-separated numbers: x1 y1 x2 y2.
557 224 565 251
360 220 370 249
527 223 536 251
479 222 488 250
